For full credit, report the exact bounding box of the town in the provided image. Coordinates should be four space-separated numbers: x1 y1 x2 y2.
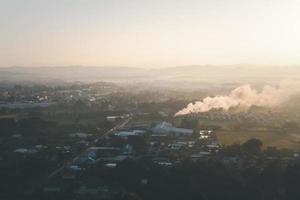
1 82 300 200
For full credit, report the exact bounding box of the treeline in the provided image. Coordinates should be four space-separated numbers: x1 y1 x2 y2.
109 157 300 200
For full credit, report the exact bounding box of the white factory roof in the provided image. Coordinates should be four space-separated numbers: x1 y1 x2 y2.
151 121 193 135
114 130 146 137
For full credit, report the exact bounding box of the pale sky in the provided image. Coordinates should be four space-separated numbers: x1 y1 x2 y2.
1 0 300 67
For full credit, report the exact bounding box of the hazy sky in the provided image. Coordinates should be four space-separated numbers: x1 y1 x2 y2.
1 0 300 67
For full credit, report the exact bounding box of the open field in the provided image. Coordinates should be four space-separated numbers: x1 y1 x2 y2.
217 130 300 149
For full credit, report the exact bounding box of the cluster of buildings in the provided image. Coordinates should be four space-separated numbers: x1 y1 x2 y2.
0 82 120 109
35 118 223 198
64 121 219 172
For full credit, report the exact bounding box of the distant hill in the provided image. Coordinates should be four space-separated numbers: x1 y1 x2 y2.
0 66 151 82
0 65 299 84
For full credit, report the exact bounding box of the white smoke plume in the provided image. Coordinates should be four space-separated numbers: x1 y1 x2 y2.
175 81 299 116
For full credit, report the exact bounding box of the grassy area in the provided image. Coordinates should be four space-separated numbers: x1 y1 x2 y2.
217 130 300 149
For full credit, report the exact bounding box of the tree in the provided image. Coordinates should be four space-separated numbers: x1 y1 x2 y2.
242 138 263 155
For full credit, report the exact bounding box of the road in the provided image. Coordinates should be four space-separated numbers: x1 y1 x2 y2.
47 116 131 179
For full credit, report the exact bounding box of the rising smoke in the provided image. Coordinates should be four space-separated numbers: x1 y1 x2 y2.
175 81 299 116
